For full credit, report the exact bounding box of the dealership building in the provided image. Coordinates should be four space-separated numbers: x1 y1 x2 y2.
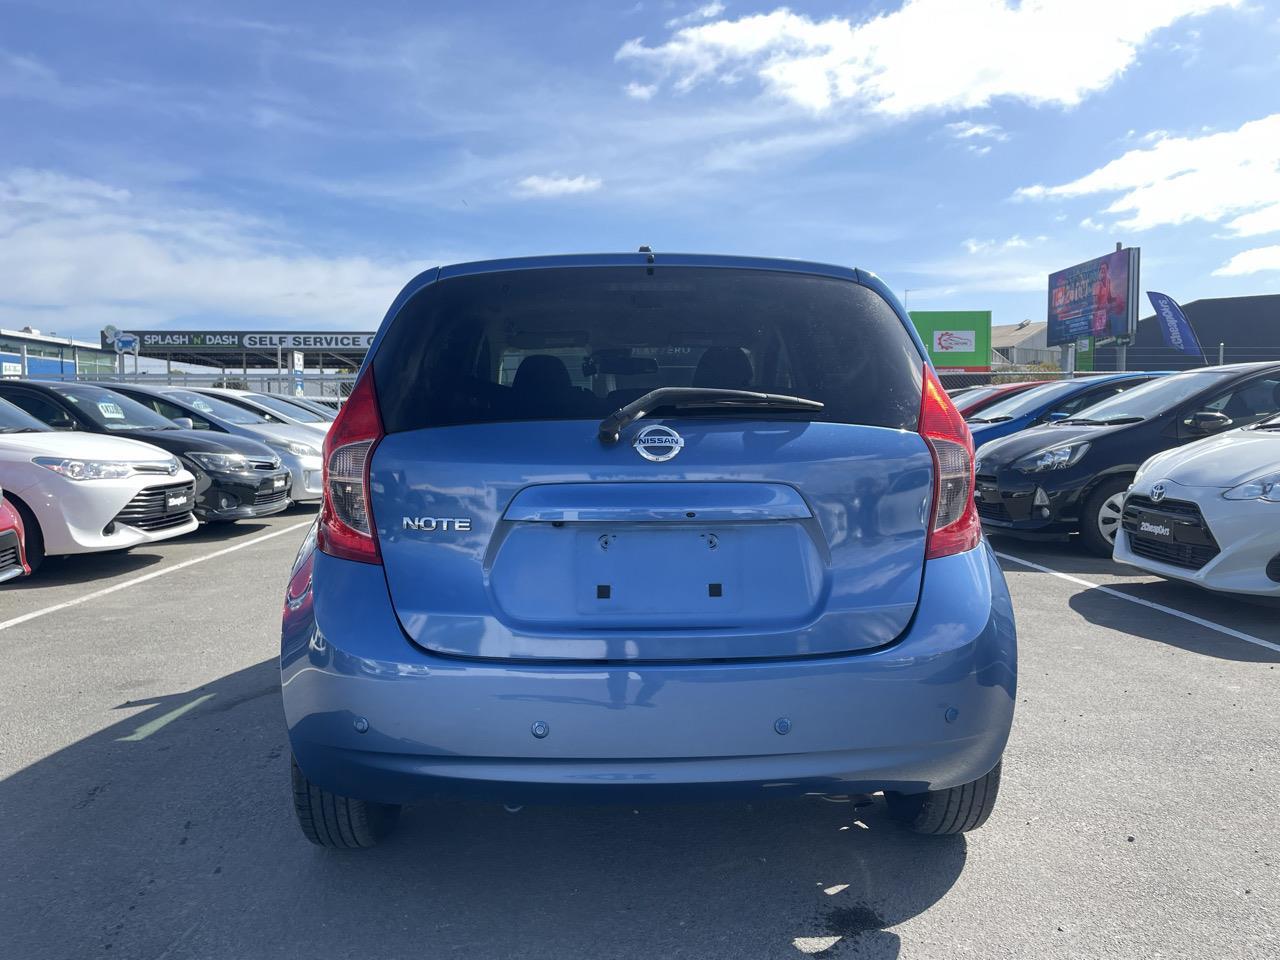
1 327 118 379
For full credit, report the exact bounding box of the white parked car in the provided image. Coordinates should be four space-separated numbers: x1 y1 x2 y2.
1114 413 1280 596
192 387 330 438
0 398 198 571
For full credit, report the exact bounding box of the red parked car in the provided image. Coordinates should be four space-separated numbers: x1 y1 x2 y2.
953 380 1047 417
1 487 31 584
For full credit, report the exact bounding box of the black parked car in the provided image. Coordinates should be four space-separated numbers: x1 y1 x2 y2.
0 381 293 522
973 362 1280 554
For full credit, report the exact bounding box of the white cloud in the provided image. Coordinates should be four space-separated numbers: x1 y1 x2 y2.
963 234 1034 255
513 174 603 197
1017 113 1280 232
0 169 425 336
624 81 658 100
1213 245 1280 276
665 3 727 29
1225 202 1280 237
945 121 1008 142
617 0 1239 114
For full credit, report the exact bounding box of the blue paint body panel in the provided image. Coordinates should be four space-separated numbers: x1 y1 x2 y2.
371 419 933 660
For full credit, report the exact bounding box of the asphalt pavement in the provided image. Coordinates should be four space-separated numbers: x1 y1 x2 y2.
0 507 1276 959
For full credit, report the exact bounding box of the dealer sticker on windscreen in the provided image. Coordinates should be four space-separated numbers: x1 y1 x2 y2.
98 401 125 420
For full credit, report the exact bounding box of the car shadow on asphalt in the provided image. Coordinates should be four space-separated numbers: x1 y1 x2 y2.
0 659 967 960
1066 587 1280 664
986 534 1115 576
6 549 165 588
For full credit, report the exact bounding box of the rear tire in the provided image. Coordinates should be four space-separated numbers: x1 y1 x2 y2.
887 761 1002 834
1079 477 1129 557
290 756 401 848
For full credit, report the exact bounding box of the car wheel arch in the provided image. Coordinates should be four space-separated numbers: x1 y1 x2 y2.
3 491 46 569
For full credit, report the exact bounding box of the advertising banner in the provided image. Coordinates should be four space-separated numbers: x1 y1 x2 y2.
1046 249 1139 347
1147 291 1205 359
908 311 991 372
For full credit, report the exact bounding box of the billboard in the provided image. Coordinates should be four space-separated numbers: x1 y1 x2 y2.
908 311 992 372
99 329 376 352
1046 248 1140 347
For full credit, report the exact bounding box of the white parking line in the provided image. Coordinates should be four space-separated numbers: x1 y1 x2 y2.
0 521 311 634
995 550 1280 655
116 693 216 742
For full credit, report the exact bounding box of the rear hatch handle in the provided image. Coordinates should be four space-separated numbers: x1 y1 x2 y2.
597 387 824 443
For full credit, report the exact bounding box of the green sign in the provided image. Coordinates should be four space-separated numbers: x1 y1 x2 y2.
908 311 992 371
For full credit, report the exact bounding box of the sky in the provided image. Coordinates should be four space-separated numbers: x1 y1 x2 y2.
2 0 1279 340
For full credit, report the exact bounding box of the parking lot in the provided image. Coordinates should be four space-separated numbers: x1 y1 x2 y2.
0 507 1276 960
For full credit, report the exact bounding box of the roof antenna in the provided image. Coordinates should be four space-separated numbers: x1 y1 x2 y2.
638 244 655 270
638 245 652 253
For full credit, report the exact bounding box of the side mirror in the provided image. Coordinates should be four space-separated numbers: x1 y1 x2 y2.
51 419 78 431
1187 410 1233 434
173 417 194 430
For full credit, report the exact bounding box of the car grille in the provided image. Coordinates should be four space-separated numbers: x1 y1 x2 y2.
0 532 19 576
254 485 289 508
975 499 1010 521
974 474 1010 521
248 457 282 472
113 481 196 532
1122 495 1220 571
133 462 176 475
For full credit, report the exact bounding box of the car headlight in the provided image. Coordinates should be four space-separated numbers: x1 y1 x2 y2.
188 451 250 472
1012 442 1091 473
34 456 139 480
268 439 320 458
1224 471 1280 502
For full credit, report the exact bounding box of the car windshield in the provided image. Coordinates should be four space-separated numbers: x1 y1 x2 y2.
245 393 329 423
1067 369 1240 422
0 397 50 432
166 390 269 424
54 385 178 432
969 379 1080 420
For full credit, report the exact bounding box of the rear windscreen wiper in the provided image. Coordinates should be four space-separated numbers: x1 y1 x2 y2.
968 415 1013 424
598 387 824 444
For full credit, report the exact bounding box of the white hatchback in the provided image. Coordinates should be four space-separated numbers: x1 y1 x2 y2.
0 398 198 571
1115 414 1280 596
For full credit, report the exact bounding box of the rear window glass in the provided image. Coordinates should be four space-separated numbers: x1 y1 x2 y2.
372 266 924 433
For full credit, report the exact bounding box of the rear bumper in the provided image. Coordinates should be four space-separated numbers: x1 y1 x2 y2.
281 543 1017 805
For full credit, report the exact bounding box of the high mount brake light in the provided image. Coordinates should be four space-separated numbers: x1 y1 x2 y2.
317 371 383 564
919 365 981 559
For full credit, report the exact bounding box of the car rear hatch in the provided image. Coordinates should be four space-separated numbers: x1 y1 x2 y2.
361 259 938 662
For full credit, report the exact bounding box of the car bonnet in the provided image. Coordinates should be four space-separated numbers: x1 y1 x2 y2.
1143 427 1280 488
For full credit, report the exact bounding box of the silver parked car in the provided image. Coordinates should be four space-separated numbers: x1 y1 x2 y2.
192 387 330 438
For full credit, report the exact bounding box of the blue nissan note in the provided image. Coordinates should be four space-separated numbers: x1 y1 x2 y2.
281 253 1017 847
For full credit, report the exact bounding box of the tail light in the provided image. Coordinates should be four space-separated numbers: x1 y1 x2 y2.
317 371 383 564
919 365 981 559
